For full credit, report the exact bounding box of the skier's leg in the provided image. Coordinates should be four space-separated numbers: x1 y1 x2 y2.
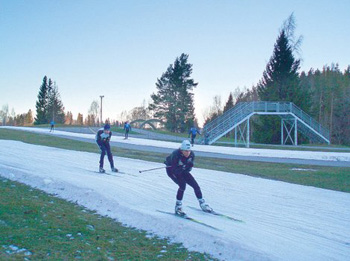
99 150 106 168
98 144 107 169
184 173 202 199
105 143 114 167
176 175 187 201
166 168 178 184
185 173 213 212
175 175 186 216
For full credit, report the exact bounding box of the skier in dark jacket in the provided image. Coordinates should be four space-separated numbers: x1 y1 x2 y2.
95 124 118 173
164 140 212 216
188 127 200 146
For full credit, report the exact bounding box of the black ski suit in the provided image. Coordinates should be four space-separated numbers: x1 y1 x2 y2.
165 149 202 201
95 128 115 169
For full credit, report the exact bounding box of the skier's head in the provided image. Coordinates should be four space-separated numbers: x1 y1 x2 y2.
180 140 191 150
180 140 191 157
104 124 111 131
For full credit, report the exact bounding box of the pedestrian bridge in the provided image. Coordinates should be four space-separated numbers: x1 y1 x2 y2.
199 101 330 147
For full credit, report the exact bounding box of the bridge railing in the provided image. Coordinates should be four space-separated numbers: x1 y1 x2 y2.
201 101 330 145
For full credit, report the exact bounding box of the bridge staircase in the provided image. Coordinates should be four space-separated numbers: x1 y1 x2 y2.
199 101 330 147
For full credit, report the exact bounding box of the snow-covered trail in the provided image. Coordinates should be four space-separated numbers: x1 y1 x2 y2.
0 140 349 260
3 126 350 162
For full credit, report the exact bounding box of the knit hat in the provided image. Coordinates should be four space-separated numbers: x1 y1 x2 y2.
104 124 111 130
180 140 191 151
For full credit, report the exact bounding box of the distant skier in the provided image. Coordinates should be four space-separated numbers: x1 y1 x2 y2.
164 140 212 216
188 126 200 146
50 120 55 132
124 121 131 139
95 123 118 173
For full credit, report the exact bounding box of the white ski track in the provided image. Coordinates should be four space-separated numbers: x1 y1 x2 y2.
0 138 350 260
3 126 350 162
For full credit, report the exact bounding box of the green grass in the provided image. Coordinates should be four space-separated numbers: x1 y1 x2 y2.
0 177 214 260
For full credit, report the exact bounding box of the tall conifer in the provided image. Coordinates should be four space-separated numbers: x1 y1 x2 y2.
149 53 198 132
34 76 48 125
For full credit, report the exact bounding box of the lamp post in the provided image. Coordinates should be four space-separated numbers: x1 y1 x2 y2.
100 95 104 126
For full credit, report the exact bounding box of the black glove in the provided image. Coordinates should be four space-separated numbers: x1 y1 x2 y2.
183 161 193 171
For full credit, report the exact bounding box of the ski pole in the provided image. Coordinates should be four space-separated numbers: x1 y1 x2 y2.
138 166 168 173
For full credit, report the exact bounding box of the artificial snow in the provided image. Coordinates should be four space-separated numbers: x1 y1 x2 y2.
0 128 350 260
3 126 350 162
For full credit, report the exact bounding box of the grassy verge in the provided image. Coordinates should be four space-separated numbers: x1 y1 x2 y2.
0 177 214 260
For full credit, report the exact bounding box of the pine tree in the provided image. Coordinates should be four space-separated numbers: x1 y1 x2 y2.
65 111 73 125
257 29 302 104
25 109 33 125
47 81 65 124
34 76 48 125
149 53 198 132
223 93 234 113
255 14 308 144
77 113 84 125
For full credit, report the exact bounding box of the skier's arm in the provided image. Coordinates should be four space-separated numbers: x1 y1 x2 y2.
95 131 102 143
183 153 194 172
171 151 184 175
106 131 112 142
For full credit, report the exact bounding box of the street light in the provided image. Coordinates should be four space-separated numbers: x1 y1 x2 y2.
100 95 104 126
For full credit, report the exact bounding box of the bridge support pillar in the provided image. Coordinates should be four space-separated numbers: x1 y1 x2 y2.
281 117 298 146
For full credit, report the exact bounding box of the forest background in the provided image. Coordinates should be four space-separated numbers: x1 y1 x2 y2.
1 15 349 146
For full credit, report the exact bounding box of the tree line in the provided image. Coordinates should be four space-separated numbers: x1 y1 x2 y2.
1 14 349 145
204 15 350 145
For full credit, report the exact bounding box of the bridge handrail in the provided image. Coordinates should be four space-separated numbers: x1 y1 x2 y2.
202 101 330 144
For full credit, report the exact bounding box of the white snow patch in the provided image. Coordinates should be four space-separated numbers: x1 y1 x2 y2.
2 126 350 162
290 168 317 172
0 137 349 260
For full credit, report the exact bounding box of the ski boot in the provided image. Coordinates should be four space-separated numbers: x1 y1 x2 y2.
199 198 213 213
175 200 186 217
111 167 118 173
99 167 106 173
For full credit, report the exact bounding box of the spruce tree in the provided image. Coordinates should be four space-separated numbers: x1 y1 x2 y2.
149 53 198 132
257 29 302 104
223 93 234 113
34 76 48 125
47 81 65 124
255 14 307 144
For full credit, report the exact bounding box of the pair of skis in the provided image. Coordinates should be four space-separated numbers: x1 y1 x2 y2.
157 207 243 231
95 170 138 177
188 206 244 223
157 210 220 230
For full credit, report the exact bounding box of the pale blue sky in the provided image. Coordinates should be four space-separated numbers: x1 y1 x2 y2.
1 0 349 126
